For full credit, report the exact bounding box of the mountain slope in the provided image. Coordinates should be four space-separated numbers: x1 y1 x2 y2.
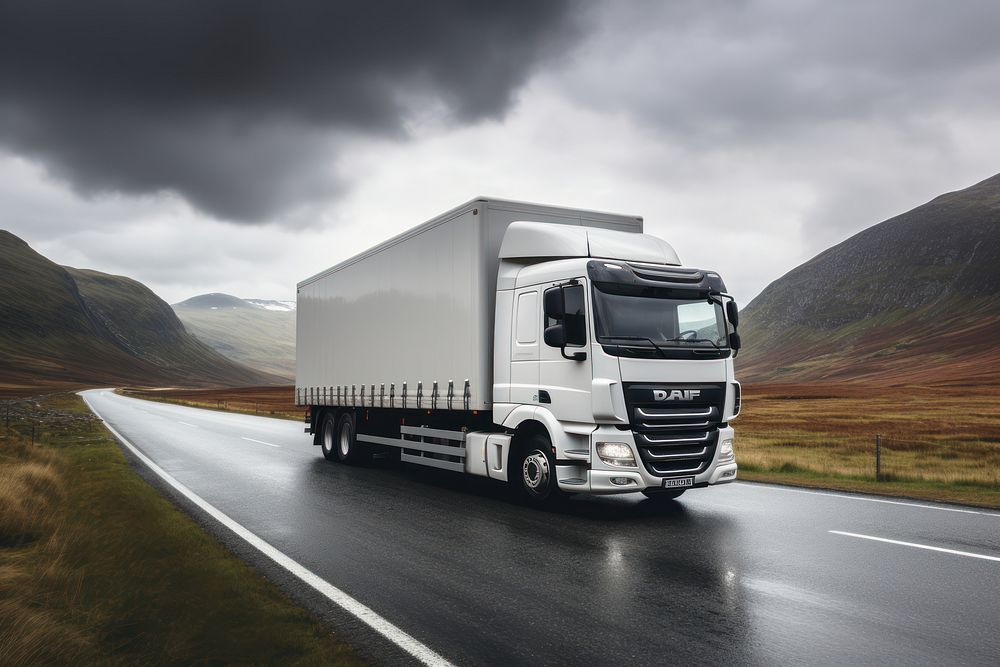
173 295 295 379
737 173 1000 385
0 231 280 391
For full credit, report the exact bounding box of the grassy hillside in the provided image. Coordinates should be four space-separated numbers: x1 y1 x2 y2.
737 173 1000 385
173 295 295 380
0 231 279 393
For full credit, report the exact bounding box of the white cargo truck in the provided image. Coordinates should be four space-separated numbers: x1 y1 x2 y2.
296 197 741 504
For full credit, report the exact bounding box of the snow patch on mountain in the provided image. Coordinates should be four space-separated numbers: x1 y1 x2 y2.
244 299 296 311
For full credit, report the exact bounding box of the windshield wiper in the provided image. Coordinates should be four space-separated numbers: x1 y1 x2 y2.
599 335 669 359
661 336 722 350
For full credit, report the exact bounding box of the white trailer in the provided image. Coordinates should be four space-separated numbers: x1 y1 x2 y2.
297 197 741 505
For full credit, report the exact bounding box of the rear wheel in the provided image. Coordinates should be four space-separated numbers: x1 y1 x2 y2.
641 488 686 501
319 412 338 461
511 433 560 506
335 412 364 464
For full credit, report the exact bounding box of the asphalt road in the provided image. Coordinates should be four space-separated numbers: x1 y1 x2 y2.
81 389 1000 665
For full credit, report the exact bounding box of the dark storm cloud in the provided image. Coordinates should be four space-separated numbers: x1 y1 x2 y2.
0 1 580 221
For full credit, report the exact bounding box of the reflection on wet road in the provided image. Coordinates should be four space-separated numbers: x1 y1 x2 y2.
82 389 1000 665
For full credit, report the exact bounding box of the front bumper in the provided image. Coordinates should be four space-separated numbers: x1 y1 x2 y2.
556 425 738 494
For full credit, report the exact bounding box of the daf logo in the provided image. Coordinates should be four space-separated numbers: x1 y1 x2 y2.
653 389 701 401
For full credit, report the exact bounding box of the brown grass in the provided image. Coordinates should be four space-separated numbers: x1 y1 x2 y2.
0 456 63 546
0 393 361 664
738 382 1000 507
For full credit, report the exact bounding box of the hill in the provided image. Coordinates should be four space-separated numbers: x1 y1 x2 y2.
173 295 295 379
737 173 1000 385
0 231 280 393
173 293 257 310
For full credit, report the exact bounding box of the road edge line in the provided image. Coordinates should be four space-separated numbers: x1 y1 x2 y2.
829 530 1000 562
82 391 454 667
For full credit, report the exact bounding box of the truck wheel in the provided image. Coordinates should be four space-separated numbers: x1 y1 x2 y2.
320 412 338 461
511 434 560 506
335 412 364 464
641 488 686 501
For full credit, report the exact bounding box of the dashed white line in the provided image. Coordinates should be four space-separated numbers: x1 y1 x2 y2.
741 483 1000 517
81 391 453 667
177 421 199 428
242 437 281 448
830 531 1000 562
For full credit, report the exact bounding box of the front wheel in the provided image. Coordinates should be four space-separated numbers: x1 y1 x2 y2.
641 488 686 501
511 434 561 506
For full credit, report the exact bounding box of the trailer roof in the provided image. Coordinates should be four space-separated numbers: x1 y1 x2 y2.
297 197 643 289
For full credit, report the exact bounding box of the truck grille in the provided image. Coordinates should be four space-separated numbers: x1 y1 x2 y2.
623 383 726 477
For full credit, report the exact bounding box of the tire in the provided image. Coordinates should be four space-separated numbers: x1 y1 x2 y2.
510 433 560 506
641 488 686 501
319 412 338 461
335 411 364 464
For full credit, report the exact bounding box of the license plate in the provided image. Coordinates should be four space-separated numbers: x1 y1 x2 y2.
663 477 694 488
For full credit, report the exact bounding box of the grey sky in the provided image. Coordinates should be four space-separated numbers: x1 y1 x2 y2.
2 0 999 307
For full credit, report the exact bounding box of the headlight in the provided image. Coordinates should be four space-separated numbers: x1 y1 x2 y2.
719 438 735 463
597 442 636 467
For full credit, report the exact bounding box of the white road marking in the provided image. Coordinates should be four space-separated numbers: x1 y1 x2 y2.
178 421 199 428
740 483 1000 518
829 530 1000 562
242 437 281 448
81 392 453 667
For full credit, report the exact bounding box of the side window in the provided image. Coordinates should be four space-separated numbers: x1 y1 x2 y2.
516 291 538 344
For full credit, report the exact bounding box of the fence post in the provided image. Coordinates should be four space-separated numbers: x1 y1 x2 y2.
255 401 258 415
875 434 882 481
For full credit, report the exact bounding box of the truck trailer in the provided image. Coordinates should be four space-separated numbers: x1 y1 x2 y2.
296 197 741 504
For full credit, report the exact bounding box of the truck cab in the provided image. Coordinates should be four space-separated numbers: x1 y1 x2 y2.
491 222 740 500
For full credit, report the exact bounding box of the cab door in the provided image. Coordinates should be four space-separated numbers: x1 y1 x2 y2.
509 287 540 406
539 281 594 423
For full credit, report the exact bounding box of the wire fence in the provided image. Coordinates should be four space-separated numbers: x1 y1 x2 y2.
189 397 299 417
1 397 104 452
739 430 1000 488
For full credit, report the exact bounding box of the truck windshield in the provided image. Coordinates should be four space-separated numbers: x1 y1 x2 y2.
592 284 729 348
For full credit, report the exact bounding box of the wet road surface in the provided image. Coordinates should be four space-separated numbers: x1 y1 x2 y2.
81 389 1000 665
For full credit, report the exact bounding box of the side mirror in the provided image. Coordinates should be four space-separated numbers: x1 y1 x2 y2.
543 283 588 361
730 332 741 356
544 323 587 361
544 324 566 347
543 288 565 320
726 300 739 328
